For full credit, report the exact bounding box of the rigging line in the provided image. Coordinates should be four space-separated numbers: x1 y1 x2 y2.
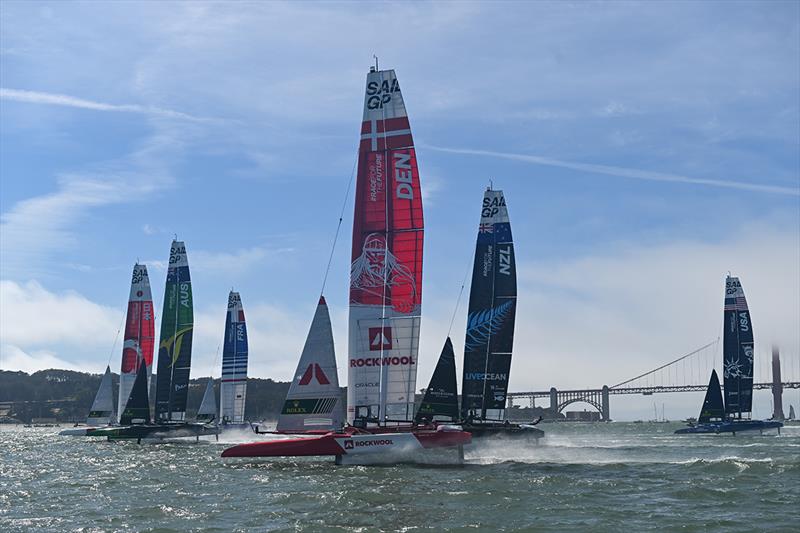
320 154 358 297
106 310 127 368
446 248 474 337
610 338 719 389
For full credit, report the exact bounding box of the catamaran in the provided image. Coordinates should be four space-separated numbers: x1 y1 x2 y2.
219 291 249 429
91 241 218 441
459 188 543 441
676 276 783 435
60 264 154 436
222 65 470 462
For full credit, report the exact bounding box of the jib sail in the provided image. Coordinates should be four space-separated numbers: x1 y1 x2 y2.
118 263 155 422
347 67 424 424
278 296 344 432
220 291 248 424
698 369 725 423
155 240 194 422
119 362 150 425
87 366 115 426
415 337 459 423
461 189 517 421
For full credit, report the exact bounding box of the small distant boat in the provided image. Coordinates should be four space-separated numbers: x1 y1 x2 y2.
460 188 543 442
219 291 250 430
676 276 782 435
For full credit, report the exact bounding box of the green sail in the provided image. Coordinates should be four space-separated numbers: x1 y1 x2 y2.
154 240 194 422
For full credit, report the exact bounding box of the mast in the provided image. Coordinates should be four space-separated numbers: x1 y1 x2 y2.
347 67 424 425
155 240 194 422
220 291 248 424
722 276 754 420
118 263 155 422
461 189 517 421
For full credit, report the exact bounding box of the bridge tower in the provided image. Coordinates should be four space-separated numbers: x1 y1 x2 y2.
602 385 610 421
550 387 557 416
772 346 785 421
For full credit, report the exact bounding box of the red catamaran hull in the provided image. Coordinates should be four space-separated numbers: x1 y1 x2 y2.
221 429 470 458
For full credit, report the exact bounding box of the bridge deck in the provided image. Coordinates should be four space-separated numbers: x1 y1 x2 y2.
508 382 800 399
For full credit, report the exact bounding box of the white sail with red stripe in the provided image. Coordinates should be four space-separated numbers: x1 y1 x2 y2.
347 67 424 424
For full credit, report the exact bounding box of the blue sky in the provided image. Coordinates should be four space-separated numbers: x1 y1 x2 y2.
1 1 798 419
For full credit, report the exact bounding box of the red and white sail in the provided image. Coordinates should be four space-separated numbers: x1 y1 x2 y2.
347 67 424 424
118 263 155 420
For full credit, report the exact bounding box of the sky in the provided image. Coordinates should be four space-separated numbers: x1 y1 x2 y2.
1 1 798 420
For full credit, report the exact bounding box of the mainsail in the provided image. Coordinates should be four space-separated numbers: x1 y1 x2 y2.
119 362 150 425
197 379 217 423
415 337 459 423
347 67 424 424
698 369 725 423
722 276 754 418
155 240 194 422
87 366 116 426
277 296 344 432
117 263 155 422
461 189 517 421
220 291 248 424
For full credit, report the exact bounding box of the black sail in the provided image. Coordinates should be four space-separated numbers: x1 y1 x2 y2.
120 362 151 425
698 369 724 423
461 189 517 420
722 276 754 418
415 337 459 423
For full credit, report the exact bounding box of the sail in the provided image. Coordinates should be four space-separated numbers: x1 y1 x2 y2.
117 263 155 422
87 366 115 426
155 240 194 422
722 276 754 418
119 362 150 425
277 296 344 432
219 291 248 424
197 379 217 423
415 337 459 423
698 369 725 423
790 405 796 420
347 67 424 424
461 189 517 420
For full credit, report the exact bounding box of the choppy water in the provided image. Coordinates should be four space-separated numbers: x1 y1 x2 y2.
1 423 798 532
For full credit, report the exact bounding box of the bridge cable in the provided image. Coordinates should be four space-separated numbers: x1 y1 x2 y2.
609 339 719 389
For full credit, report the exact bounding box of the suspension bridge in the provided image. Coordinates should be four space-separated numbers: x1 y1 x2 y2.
507 340 800 421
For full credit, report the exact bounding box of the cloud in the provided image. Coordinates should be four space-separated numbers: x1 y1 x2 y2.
190 246 294 275
0 88 207 121
0 345 86 374
0 280 123 347
423 145 800 196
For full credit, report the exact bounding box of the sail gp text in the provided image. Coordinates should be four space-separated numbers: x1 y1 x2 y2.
366 78 400 109
350 356 416 367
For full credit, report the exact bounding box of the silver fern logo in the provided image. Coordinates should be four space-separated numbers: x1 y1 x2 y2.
465 300 514 351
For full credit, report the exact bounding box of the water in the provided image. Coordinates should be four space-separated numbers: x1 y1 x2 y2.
1 423 798 532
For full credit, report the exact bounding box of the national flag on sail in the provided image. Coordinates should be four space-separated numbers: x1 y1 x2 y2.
479 223 494 233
